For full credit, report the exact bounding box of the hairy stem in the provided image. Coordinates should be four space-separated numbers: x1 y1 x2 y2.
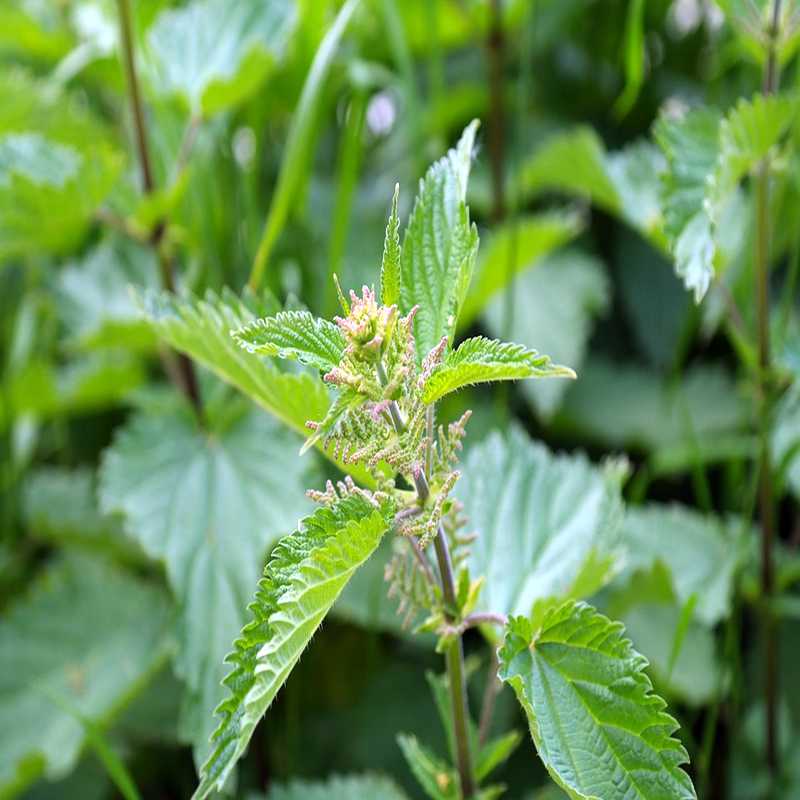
115 0 201 414
377 363 475 797
756 0 782 775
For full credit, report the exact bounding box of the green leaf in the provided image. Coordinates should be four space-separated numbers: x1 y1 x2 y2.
139 288 327 435
397 733 456 800
422 336 575 404
606 563 723 707
233 310 346 373
380 183 402 306
707 93 796 222
457 426 624 625
258 774 411 800
621 505 748 626
145 0 297 115
400 120 480 361
519 132 665 245
459 210 585 328
58 238 158 352
483 250 609 419
655 107 721 301
99 401 310 761
613 0 645 117
556 358 751 473
0 71 122 259
498 601 697 800
23 467 143 563
193 495 392 799
0 554 172 797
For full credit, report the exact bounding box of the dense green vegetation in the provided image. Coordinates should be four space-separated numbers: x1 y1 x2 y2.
2 1 800 798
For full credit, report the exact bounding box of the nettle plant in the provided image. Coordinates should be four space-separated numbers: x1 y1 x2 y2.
185 124 697 800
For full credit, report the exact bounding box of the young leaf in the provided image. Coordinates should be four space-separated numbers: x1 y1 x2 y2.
381 183 402 306
456 426 624 626
654 107 721 301
422 336 575 404
145 0 297 115
499 601 697 800
483 249 609 419
0 554 171 797
194 495 392 798
139 288 328 436
262 774 411 800
400 120 480 361
397 733 457 800
99 400 310 762
233 310 346 372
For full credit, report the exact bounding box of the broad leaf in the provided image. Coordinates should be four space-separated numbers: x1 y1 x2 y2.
258 774 411 800
499 601 697 800
606 563 724 707
99 400 310 760
483 250 609 419
556 358 751 474
457 426 624 626
140 289 375 482
655 107 721 301
0 71 122 259
0 554 171 797
518 131 665 244
58 238 158 352
621 505 748 626
381 183 402 306
145 0 297 115
233 310 346 373
422 336 574 404
193 495 392 799
139 289 327 436
400 120 480 361
459 210 584 328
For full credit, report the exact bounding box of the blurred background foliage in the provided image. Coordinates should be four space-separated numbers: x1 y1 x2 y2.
2 0 800 798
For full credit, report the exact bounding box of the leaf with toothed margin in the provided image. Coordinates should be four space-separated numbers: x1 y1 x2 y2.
381 183 402 307
421 336 575 404
259 773 412 800
400 121 480 362
193 495 393 799
499 600 697 800
233 310 346 373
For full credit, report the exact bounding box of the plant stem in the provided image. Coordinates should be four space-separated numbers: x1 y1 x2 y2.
756 0 782 775
115 0 201 414
377 364 475 798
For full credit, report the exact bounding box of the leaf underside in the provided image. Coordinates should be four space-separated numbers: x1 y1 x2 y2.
499 600 697 800
422 335 575 404
193 495 392 799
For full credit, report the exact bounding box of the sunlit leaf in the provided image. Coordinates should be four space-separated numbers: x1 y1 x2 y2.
233 310 345 373
422 336 574 404
193 495 392 798
499 601 697 800
400 120 480 361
